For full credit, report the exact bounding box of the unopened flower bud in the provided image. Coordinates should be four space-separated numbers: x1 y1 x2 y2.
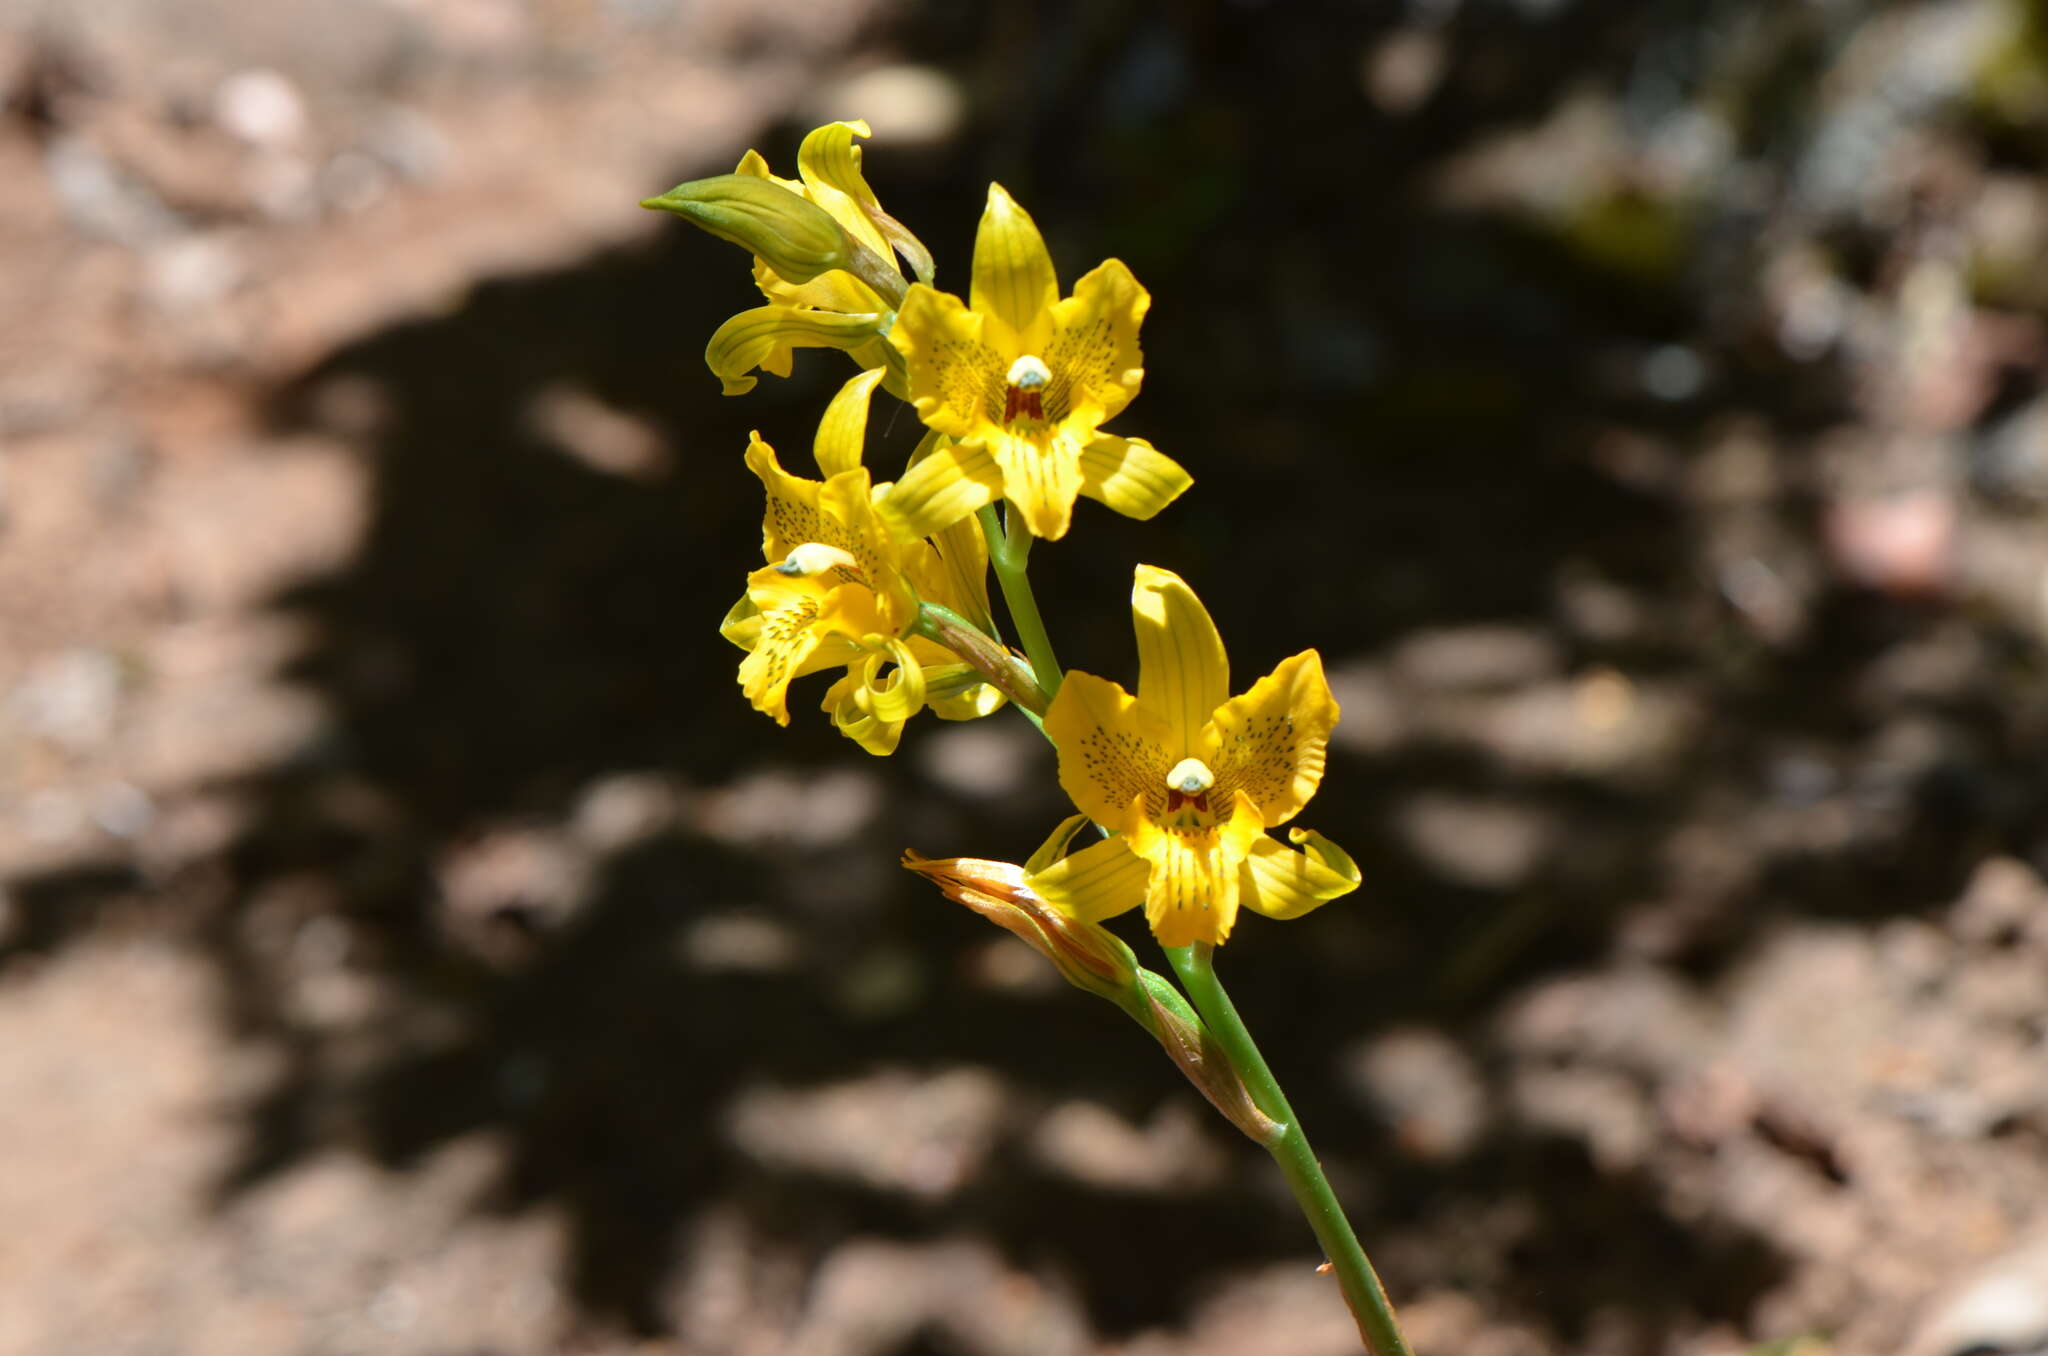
902 845 1284 1147
642 174 853 285
901 851 1137 1004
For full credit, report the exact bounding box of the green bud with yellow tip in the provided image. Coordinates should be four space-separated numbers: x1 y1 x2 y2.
642 173 852 285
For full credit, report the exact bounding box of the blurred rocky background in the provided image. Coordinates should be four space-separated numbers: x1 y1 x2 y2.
5 1 2048 1353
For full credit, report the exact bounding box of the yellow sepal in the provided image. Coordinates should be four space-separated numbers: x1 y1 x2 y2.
878 436 1003 543
970 183 1059 346
814 366 887 478
706 306 892 396
1079 435 1190 522
1029 832 1150 924
1024 814 1095 875
1131 565 1228 762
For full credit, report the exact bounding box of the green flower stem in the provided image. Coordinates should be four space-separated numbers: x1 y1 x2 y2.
977 503 1063 702
1166 942 1413 1356
967 502 1400 1351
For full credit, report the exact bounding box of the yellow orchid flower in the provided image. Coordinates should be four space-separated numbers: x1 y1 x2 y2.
700 121 930 397
1028 566 1360 947
881 184 1192 542
718 370 1005 754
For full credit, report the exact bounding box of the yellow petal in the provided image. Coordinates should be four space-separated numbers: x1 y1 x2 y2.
795 120 892 257
706 306 889 396
814 366 887 478
921 454 997 634
821 670 904 755
1044 670 1170 832
1078 435 1191 522
1132 565 1229 762
923 665 1006 720
877 435 1003 544
892 434 999 635
1208 650 1338 826
1045 258 1147 423
971 184 1059 344
854 637 928 724
852 336 910 402
1239 827 1361 922
1024 814 1095 874
748 250 889 315
733 147 800 193
1029 833 1150 924
815 635 927 756
795 120 933 284
989 426 1086 541
1125 791 1266 947
896 284 1002 439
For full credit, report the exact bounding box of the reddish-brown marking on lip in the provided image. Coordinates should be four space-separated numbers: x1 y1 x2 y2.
1166 789 1210 813
1003 387 1045 423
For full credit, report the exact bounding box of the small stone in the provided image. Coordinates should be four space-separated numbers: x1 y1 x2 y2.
1908 1233 2048 1356
1391 624 1560 690
11 648 122 751
1345 1027 1486 1160
213 69 307 149
918 723 1041 800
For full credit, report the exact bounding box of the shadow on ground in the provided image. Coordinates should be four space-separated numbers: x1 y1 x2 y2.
12 0 2048 1347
